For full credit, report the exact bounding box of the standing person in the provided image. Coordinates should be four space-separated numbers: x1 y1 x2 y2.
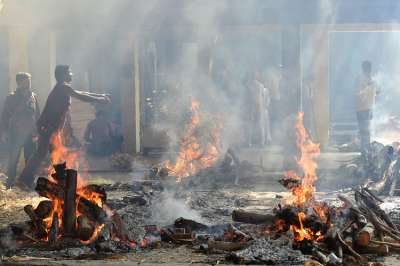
16 65 110 189
356 60 379 153
0 73 40 188
246 69 266 147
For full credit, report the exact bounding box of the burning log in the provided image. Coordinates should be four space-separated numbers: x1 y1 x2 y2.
62 169 77 237
78 197 107 223
51 162 67 185
49 212 59 243
356 222 375 247
232 209 275 225
83 184 107 203
34 200 53 219
35 177 64 199
23 205 47 238
77 215 95 241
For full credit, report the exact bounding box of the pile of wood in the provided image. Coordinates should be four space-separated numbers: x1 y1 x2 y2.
339 141 400 196
12 163 117 245
232 187 400 265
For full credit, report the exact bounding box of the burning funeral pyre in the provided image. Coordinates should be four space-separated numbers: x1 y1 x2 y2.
2 109 400 265
1 132 136 254
163 99 222 182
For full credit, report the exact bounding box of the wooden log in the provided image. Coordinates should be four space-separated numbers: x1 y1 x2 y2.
77 215 94 241
62 169 77 237
78 197 107 223
51 162 67 185
344 236 353 247
49 212 59 243
207 239 251 251
232 209 275 225
81 184 107 204
356 222 375 247
35 177 64 199
312 250 328 265
34 200 53 219
358 243 389 256
174 217 208 232
23 205 47 238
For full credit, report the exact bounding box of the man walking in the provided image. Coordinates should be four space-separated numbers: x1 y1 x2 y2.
0 73 40 188
16 65 110 189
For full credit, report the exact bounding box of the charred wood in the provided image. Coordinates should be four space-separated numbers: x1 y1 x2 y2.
77 215 94 241
77 197 107 223
35 177 64 199
356 222 375 247
207 239 251 251
232 209 275 225
174 217 207 232
62 169 77 237
23 205 47 239
49 212 59 244
34 200 53 219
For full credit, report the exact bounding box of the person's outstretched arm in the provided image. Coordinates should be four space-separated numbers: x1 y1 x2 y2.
68 87 110 104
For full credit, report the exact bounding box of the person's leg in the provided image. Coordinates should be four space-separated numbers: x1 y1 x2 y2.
357 110 370 153
18 131 52 187
23 135 36 163
6 139 22 188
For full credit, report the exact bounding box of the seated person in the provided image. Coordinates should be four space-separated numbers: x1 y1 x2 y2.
84 110 116 156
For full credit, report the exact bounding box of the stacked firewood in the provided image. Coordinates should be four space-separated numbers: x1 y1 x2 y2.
16 163 110 244
340 141 400 196
232 187 400 265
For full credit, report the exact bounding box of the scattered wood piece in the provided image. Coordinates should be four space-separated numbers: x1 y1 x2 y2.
207 239 251 251
356 222 375 247
232 209 275 225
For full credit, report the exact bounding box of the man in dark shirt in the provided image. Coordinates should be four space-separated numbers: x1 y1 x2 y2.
84 110 114 156
16 65 110 189
0 73 40 188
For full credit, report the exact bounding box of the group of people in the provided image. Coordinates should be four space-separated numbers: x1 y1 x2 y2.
0 65 112 190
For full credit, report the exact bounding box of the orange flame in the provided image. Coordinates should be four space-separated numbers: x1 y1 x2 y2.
165 99 222 182
80 224 105 245
40 130 105 243
290 212 324 242
285 112 320 206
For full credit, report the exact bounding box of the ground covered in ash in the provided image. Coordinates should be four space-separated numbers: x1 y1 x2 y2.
1 172 400 265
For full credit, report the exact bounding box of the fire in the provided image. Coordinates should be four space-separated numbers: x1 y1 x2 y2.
165 99 222 182
284 112 320 206
290 212 323 242
40 130 105 243
80 224 105 245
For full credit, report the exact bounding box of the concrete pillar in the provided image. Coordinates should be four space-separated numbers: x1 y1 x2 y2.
120 40 141 154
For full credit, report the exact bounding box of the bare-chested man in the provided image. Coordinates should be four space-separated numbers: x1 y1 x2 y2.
16 65 110 189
